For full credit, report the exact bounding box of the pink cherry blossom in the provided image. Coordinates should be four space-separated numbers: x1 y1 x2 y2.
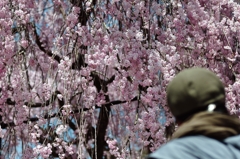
1 0 240 158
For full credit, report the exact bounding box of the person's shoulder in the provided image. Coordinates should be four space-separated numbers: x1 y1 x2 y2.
146 136 198 159
146 135 226 159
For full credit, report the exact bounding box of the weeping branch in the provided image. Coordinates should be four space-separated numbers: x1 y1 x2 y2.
33 24 61 63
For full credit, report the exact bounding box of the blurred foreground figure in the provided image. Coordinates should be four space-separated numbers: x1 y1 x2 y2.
147 67 240 159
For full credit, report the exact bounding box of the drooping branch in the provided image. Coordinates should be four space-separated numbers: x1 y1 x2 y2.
6 90 63 108
33 24 61 63
2 96 138 129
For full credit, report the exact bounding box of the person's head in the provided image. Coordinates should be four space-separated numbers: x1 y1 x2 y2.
167 67 228 124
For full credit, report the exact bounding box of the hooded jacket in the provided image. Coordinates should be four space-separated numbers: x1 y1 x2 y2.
147 135 240 159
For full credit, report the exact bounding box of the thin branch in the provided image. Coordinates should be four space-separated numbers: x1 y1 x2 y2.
33 24 61 63
2 96 138 129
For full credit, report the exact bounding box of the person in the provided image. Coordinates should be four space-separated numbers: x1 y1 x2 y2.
147 67 240 159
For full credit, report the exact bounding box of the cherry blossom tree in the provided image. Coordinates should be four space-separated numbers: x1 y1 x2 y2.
0 0 240 158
